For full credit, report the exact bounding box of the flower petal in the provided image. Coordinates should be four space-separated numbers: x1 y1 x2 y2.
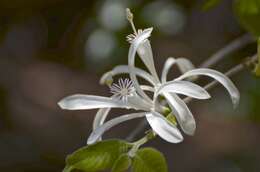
176 68 240 107
127 94 152 111
58 94 127 110
93 108 111 130
163 92 196 135
161 57 196 83
99 65 157 86
87 112 147 144
128 27 158 103
156 80 211 99
140 85 155 92
137 39 160 81
92 108 111 141
146 111 183 143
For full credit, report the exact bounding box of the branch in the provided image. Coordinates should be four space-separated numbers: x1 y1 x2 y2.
199 34 255 68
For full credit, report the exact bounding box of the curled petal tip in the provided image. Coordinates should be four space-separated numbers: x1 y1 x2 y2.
100 72 113 86
229 85 240 108
232 95 240 109
185 120 196 136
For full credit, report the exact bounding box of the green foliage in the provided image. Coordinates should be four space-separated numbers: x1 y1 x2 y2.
63 140 132 172
202 0 222 11
63 141 169 172
234 0 260 37
111 154 132 172
132 148 168 172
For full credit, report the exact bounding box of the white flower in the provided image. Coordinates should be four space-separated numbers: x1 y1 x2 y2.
58 8 240 145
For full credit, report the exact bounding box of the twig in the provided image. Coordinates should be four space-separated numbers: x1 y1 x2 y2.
199 34 255 68
126 54 257 141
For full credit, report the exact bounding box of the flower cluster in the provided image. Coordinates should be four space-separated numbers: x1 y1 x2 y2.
58 9 240 145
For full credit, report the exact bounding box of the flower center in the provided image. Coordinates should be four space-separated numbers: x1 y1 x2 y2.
110 78 135 102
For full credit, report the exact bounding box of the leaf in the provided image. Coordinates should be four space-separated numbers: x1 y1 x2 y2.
111 154 132 172
132 148 168 172
64 140 132 172
234 0 260 37
202 0 222 11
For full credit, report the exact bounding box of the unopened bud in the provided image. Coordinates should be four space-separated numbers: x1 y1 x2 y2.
126 8 133 21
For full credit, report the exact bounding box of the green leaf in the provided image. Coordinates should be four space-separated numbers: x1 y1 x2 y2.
234 0 260 36
111 154 132 172
64 140 132 172
202 0 222 11
132 148 168 172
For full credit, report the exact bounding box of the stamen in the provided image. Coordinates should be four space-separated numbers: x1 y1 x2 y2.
110 78 135 102
126 8 137 34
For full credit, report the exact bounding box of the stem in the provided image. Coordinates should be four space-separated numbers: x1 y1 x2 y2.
128 130 155 157
199 34 255 68
126 8 137 34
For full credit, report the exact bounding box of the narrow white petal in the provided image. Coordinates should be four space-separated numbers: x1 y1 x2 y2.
163 92 196 135
146 112 183 143
93 108 111 130
128 28 156 103
140 85 155 92
127 94 152 111
161 57 196 83
100 65 157 86
176 68 240 107
156 80 211 99
87 112 147 144
176 58 196 74
58 94 127 110
137 39 160 82
99 72 113 85
92 108 111 141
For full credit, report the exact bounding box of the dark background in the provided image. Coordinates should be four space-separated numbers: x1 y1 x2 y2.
0 0 260 171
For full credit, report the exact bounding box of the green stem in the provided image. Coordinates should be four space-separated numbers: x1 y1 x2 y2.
128 130 155 157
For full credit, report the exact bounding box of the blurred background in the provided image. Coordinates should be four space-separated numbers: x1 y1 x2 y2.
0 0 260 171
